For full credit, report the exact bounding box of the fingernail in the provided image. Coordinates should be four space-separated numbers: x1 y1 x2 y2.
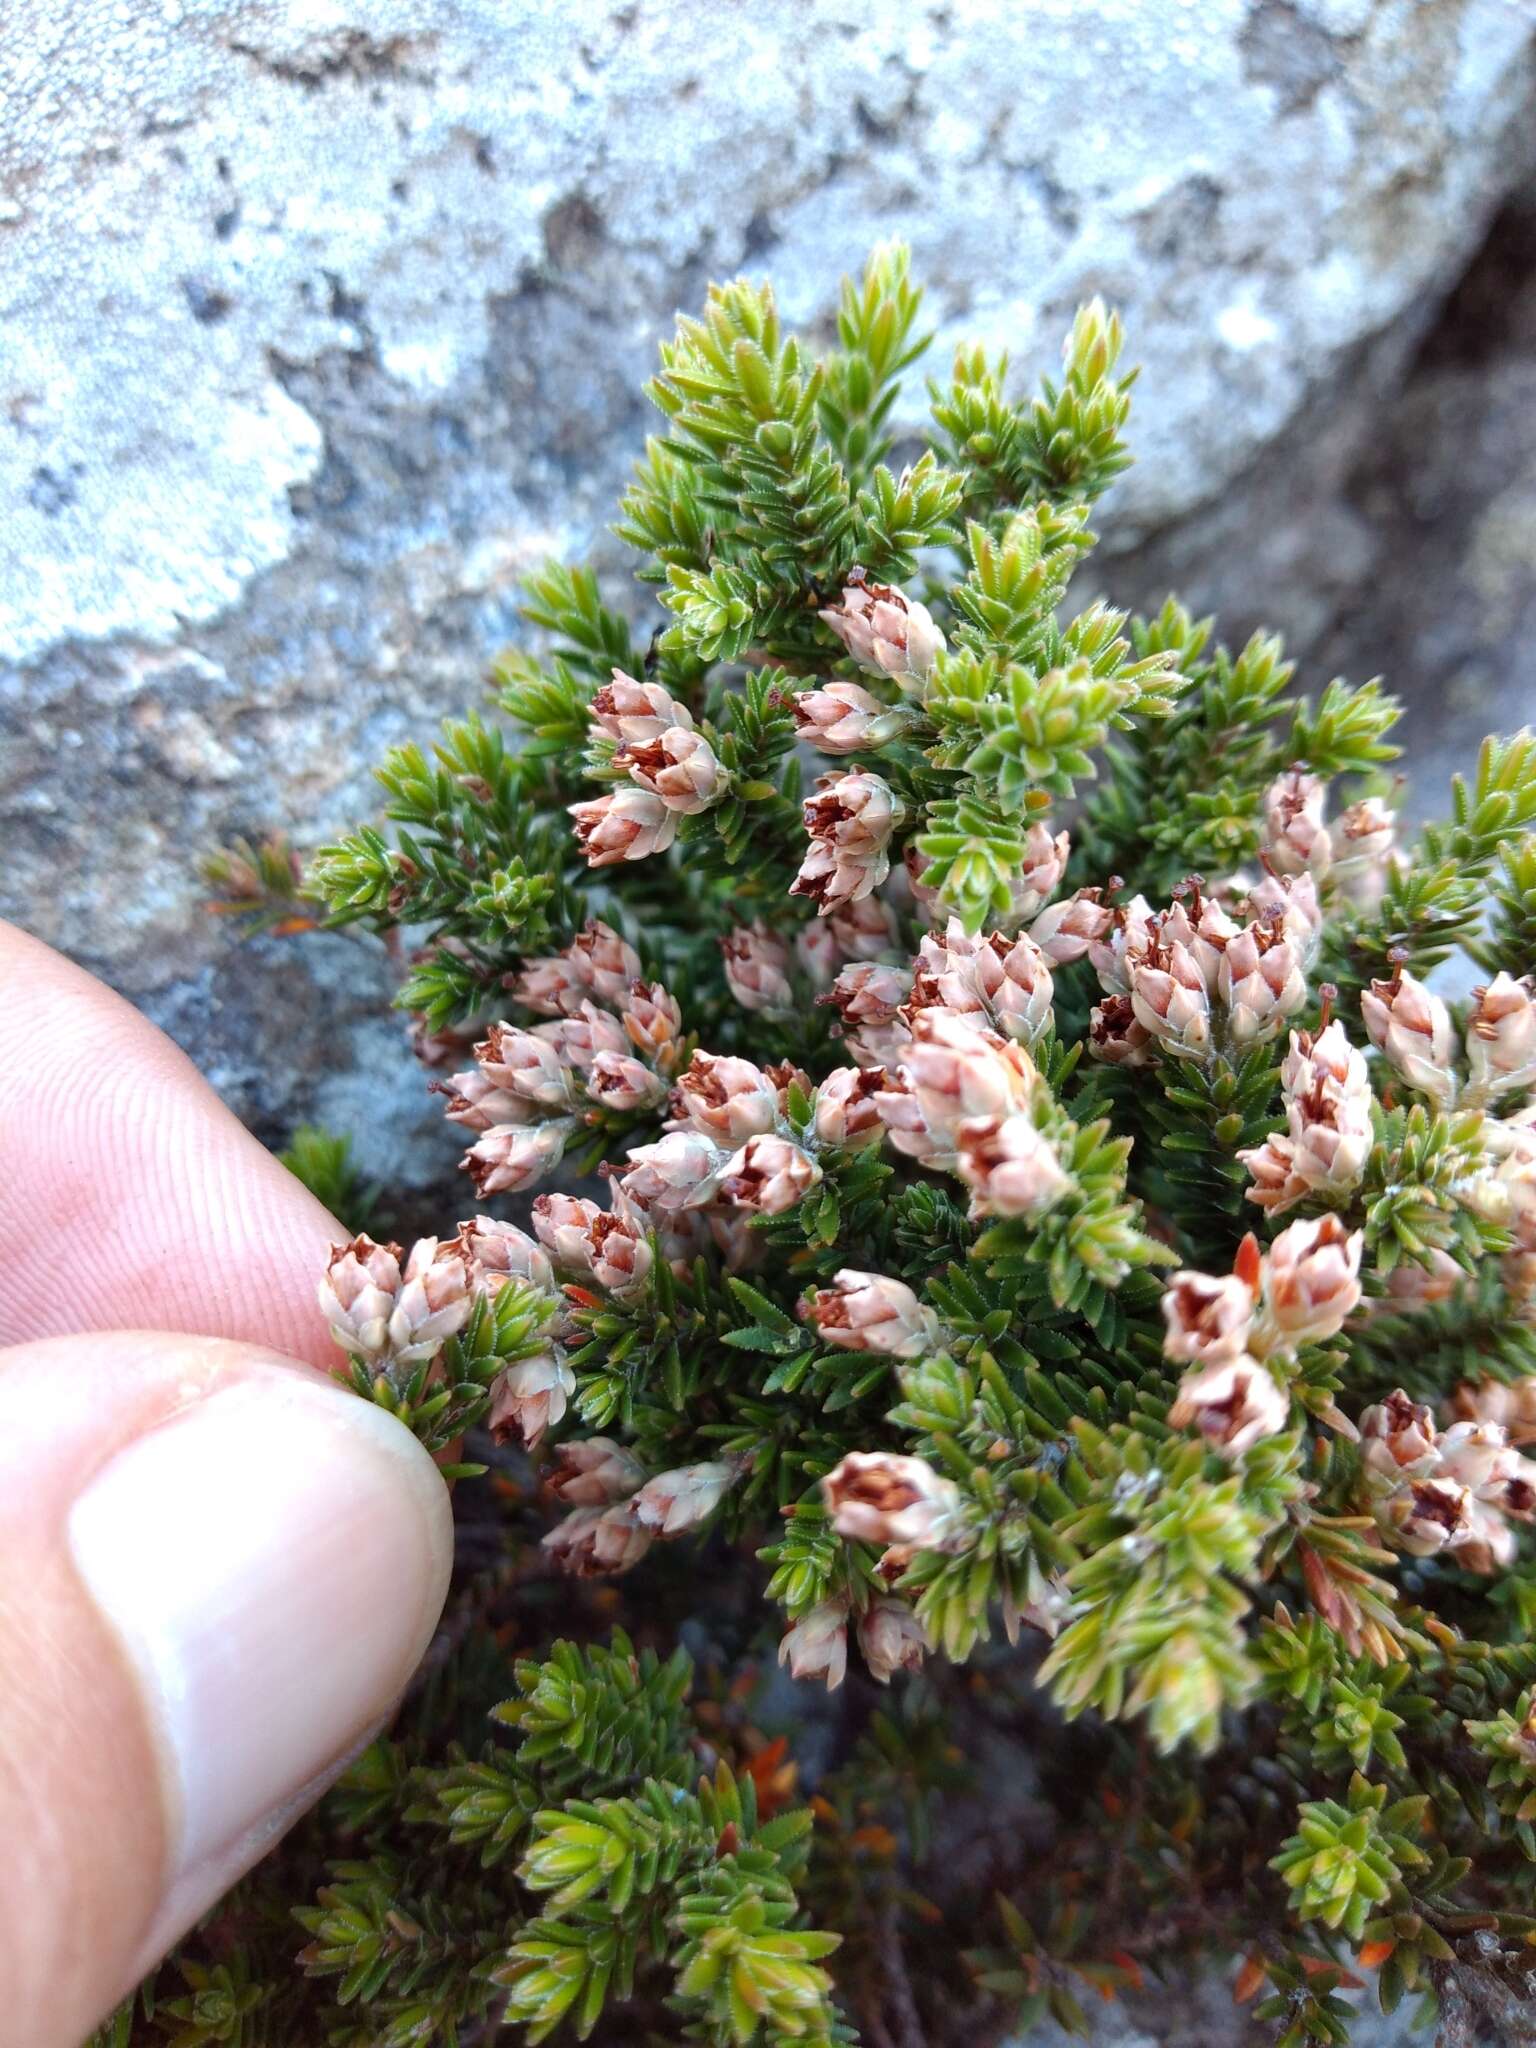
68 1369 453 1886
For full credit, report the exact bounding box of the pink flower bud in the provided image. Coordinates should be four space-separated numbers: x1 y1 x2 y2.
1161 1269 1256 1366
543 1500 655 1575
1129 936 1212 1059
795 916 840 987
826 893 901 962
1448 1499 1518 1574
588 1050 668 1112
1437 1418 1514 1495
508 954 588 1017
1361 965 1456 1106
1088 894 1158 994
1240 1020 1372 1215
1029 887 1115 964
897 1008 1036 1139
792 834 891 914
511 921 641 1017
457 1215 555 1296
804 770 900 859
1452 1374 1536 1444
622 724 729 813
871 1068 951 1168
463 1117 575 1197
1487 1447 1536 1524
979 930 1055 1044
1381 1475 1474 1558
778 1601 849 1690
1383 1249 1467 1312
1219 915 1308 1046
821 1451 965 1549
813 1064 888 1149
1333 796 1396 905
618 1128 724 1212
719 1133 822 1214
488 1350 575 1449
436 1067 533 1133
546 1001 630 1070
1163 891 1241 992
588 1205 654 1298
1168 1357 1288 1455
908 920 990 1023
547 1437 644 1505
319 1235 404 1363
792 771 901 913
824 959 913 1060
590 668 693 744
818 574 945 690
1010 823 1071 923
955 1111 1071 1219
1467 973 1536 1102
570 786 678 867
792 679 903 752
1359 1390 1439 1478
1245 871 1324 967
1261 1214 1363 1344
1335 796 1395 865
1000 1568 1074 1645
474 1021 577 1108
381 1237 473 1362
720 923 795 1012
632 1459 741 1534
1088 995 1155 1068
804 1269 940 1357
1282 1016 1371 1117
571 921 645 1004
622 980 685 1069
1264 768 1332 879
532 1192 606 1271
670 1050 781 1143
858 1598 929 1683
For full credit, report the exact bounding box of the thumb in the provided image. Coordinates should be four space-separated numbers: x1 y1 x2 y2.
0 1332 453 2048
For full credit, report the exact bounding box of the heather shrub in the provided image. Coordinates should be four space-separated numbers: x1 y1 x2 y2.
104 245 1536 2048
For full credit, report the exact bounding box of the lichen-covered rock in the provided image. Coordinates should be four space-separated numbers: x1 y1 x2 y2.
1 0 1534 1200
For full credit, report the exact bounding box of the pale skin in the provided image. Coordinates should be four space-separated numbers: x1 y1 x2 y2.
0 922 454 2048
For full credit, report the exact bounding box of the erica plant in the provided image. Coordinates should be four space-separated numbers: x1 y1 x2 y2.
112 246 1536 2048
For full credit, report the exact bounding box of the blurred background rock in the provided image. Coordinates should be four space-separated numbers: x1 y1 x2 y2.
3 0 1535 1204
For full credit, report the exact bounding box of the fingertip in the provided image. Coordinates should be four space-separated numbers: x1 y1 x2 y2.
0 1331 453 2047
0 921 348 1366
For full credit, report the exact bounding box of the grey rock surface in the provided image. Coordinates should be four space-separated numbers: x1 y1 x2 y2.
3 0 1536 1198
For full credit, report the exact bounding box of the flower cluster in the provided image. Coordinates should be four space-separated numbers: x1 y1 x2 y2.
764 1450 970 1689
435 922 684 1195
816 570 946 692
791 769 903 912
542 1442 744 1577
826 914 1056 1068
873 1009 1069 1217
1082 873 1319 1068
1239 1015 1374 1215
1162 1219 1363 1455
1262 766 1399 907
1360 1388 1536 1572
318 1219 575 1449
318 1233 476 1369
569 672 729 863
1364 962 1536 1110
